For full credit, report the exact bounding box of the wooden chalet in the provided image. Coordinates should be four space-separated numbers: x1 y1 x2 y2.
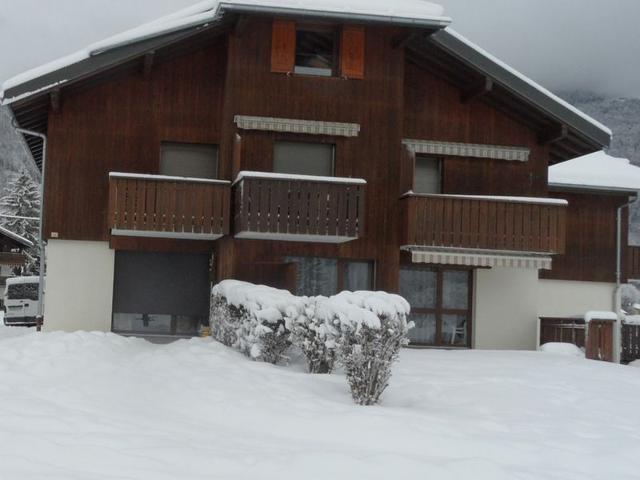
2 0 633 348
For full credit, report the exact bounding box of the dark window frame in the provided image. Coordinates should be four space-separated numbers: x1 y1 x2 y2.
272 139 336 177
413 154 443 194
159 141 220 179
293 23 340 78
283 255 376 295
401 265 473 347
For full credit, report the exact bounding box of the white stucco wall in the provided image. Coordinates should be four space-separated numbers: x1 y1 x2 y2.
44 240 114 332
473 267 540 350
537 279 615 318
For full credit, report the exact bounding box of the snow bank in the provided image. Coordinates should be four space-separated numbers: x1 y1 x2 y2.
539 342 584 357
549 151 640 192
3 333 640 478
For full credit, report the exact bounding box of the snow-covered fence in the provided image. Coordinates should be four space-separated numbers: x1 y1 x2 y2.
539 317 586 348
621 320 640 364
210 280 306 364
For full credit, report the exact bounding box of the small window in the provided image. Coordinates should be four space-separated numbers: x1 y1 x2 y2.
414 156 442 194
160 142 218 179
294 26 337 77
274 141 334 177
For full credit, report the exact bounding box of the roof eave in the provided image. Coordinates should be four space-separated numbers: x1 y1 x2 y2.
428 30 612 149
218 2 452 28
549 182 640 195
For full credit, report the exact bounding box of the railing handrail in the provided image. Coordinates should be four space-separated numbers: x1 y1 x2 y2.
109 172 231 185
401 191 568 207
233 170 367 186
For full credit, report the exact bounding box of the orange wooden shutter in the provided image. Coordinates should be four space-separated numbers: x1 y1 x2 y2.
340 26 365 79
271 20 296 73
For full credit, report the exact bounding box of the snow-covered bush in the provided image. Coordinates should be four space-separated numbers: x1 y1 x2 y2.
210 280 306 364
315 291 412 406
289 300 339 374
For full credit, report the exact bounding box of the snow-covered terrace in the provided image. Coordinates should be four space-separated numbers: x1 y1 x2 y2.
549 151 640 194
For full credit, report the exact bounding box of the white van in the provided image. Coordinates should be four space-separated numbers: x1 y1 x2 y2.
2 276 42 326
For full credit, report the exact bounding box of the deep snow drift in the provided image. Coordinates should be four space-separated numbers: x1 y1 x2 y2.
1 325 639 479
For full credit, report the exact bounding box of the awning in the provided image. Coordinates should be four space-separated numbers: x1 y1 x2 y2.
235 115 360 137
402 139 530 162
409 248 552 270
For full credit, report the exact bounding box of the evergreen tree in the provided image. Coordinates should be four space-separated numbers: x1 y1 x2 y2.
0 170 40 275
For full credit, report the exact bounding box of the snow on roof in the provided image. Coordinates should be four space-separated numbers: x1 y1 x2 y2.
441 29 612 137
584 311 618 322
0 225 33 248
549 151 640 193
1 0 449 99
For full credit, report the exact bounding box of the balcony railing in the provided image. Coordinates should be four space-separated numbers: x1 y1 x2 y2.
108 173 230 240
0 252 26 266
401 193 567 254
233 171 366 243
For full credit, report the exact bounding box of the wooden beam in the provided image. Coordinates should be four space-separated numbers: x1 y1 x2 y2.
142 51 155 80
392 32 419 50
538 124 569 145
461 76 493 103
50 90 61 113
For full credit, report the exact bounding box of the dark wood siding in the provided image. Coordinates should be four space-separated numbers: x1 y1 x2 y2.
403 61 550 197
45 40 228 241
540 192 629 283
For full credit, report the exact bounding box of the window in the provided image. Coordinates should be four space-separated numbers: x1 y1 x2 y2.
112 251 210 337
399 266 472 347
7 282 39 301
274 142 334 177
294 26 337 77
284 256 374 296
160 142 218 179
414 156 442 194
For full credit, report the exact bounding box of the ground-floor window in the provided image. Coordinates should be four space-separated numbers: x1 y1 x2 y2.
283 256 374 296
112 251 210 336
399 265 473 347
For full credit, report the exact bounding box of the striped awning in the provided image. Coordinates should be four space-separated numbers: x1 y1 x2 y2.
235 115 360 137
410 249 552 270
402 139 530 162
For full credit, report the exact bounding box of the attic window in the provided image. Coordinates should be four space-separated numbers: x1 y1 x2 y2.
294 26 337 77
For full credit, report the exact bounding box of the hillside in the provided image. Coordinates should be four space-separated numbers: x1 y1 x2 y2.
0 106 39 197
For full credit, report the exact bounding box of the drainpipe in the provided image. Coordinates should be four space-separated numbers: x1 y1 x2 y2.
11 123 46 328
614 195 638 363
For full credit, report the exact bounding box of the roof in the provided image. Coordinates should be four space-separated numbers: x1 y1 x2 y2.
1 0 450 100
1 0 611 168
549 151 640 194
0 225 33 248
428 29 612 146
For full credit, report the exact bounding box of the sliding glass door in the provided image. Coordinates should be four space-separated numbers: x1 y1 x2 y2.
400 266 472 347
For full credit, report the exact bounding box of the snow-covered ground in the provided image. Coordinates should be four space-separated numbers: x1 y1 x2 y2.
0 328 639 479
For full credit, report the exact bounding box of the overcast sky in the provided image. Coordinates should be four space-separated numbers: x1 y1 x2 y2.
0 0 638 98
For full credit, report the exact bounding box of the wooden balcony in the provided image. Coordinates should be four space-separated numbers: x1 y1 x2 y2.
108 173 230 240
401 193 567 254
233 171 366 243
0 252 26 266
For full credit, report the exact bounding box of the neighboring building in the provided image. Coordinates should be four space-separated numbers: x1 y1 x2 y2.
0 1 625 347
542 151 640 317
0 225 32 305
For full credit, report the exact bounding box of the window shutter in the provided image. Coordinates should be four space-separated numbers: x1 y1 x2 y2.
340 26 365 79
271 20 296 73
